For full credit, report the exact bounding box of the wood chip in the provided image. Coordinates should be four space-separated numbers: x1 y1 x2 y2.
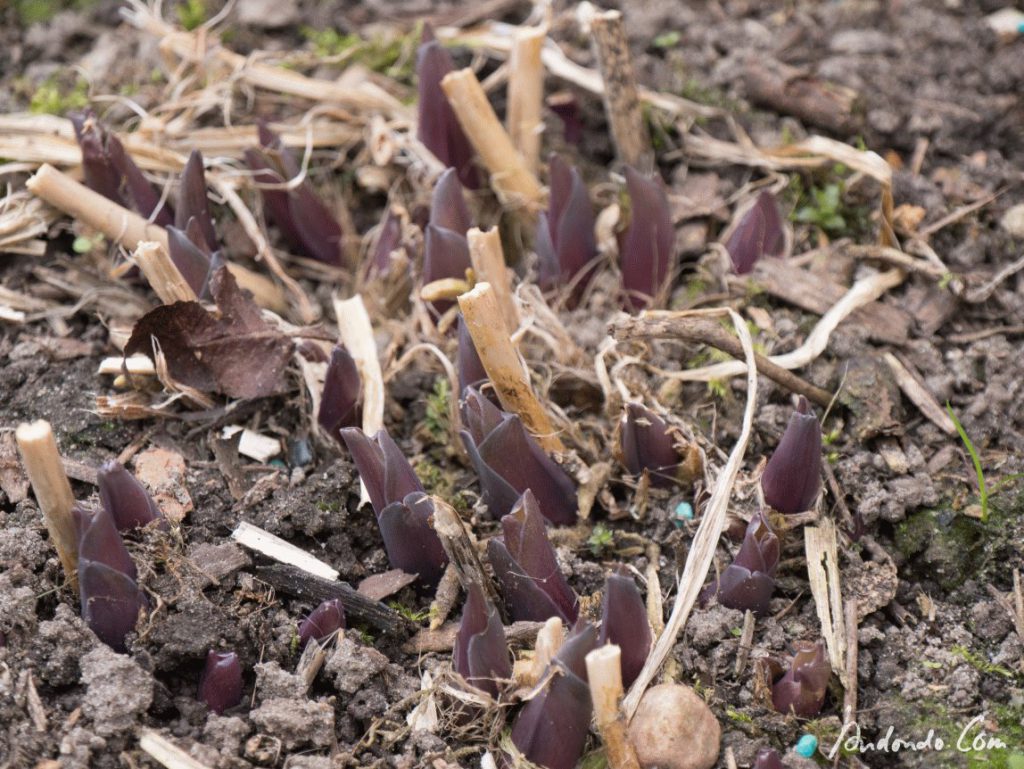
0 432 30 503
221 426 281 464
358 569 418 602
804 518 847 684
882 353 956 435
233 521 339 581
133 447 193 522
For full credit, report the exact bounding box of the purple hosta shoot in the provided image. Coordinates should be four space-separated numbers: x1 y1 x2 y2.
339 428 449 586
71 110 173 226
599 567 652 688
453 583 512 697
536 155 597 304
97 460 163 531
423 169 472 316
456 315 488 394
166 221 222 298
318 345 361 443
772 640 831 718
619 167 675 311
487 491 578 624
416 26 478 189
726 191 784 275
753 748 786 769
244 123 343 266
700 510 779 616
510 620 597 769
618 402 684 489
298 598 346 649
460 388 577 525
175 150 218 251
761 397 823 514
73 504 147 652
199 650 244 715
546 91 584 146
429 166 472 235
368 208 405 277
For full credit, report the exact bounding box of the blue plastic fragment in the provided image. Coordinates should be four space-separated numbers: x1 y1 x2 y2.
794 734 818 758
673 501 694 525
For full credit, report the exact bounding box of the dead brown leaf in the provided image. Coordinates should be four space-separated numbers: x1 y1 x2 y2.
133 447 192 523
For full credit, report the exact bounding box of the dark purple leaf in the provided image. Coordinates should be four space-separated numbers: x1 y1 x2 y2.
74 504 136 579
244 148 307 250
124 266 294 399
377 491 448 587
460 388 577 525
726 191 784 275
456 315 488 394
537 155 596 303
619 403 683 488
338 428 425 516
368 208 404 276
176 150 218 250
423 225 471 287
619 167 674 310
429 167 471 235
771 640 830 718
107 134 173 226
318 346 361 442
761 397 822 514
97 460 163 531
487 491 578 623
416 34 478 189
71 111 125 206
701 510 779 616
166 224 213 297
510 621 597 769
199 650 243 715
599 568 651 687
546 91 584 146
754 748 786 769
298 598 346 649
453 583 511 696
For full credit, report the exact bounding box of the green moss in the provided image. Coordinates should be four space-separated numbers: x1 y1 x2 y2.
176 0 207 31
422 377 450 442
301 26 418 82
29 75 89 115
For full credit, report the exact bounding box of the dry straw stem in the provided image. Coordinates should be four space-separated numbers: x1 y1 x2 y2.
431 496 503 613
25 164 286 313
133 241 198 304
458 282 565 453
586 644 641 769
590 10 652 171
804 518 848 684
881 352 956 435
332 294 385 506
139 730 214 769
506 26 547 175
440 68 545 210
623 307 758 719
467 227 519 333
232 521 340 581
843 597 859 725
15 420 78 585
519 616 564 686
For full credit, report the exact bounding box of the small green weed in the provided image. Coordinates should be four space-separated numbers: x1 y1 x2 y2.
587 524 614 556
946 402 988 522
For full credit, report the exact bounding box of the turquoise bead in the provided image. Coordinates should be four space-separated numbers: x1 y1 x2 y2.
794 734 818 758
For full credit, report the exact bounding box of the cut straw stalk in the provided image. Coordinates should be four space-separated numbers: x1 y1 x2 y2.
586 645 641 769
507 26 546 175
15 420 78 584
133 241 198 304
590 10 652 171
139 730 214 769
25 164 286 312
467 227 519 333
440 69 545 210
457 282 564 453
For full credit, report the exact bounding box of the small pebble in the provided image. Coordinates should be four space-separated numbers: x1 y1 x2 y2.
794 734 818 758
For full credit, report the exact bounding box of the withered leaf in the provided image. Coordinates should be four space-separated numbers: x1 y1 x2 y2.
125 267 293 399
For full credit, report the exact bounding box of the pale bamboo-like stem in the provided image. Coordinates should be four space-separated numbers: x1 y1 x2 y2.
440 69 545 210
467 227 519 333
15 420 78 585
457 282 564 453
590 11 652 171
139 730 214 769
586 645 641 769
25 164 286 312
133 241 198 304
522 616 564 685
507 27 546 175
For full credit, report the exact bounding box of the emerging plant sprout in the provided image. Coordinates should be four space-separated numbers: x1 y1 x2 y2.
771 640 830 718
456 315 488 394
71 110 173 226
700 510 779 616
453 583 511 697
339 428 448 586
367 208 404 277
599 567 652 687
175 150 218 251
510 620 597 769
618 402 684 488
726 191 784 275
199 650 243 715
619 166 674 310
166 221 222 299
73 504 147 652
423 169 472 315
460 388 577 526
535 155 596 303
244 123 343 266
487 491 578 623
753 747 786 769
298 598 346 649
318 345 361 443
761 397 823 514
416 26 478 188
97 460 163 531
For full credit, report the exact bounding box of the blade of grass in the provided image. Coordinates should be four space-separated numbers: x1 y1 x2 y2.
945 402 988 522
